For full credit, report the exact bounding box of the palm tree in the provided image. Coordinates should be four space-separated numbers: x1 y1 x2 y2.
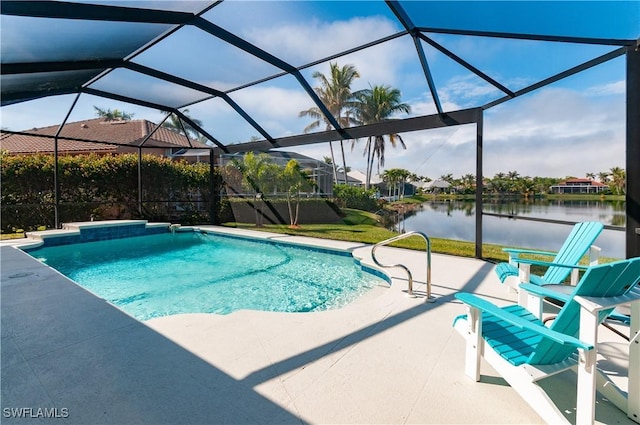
94 106 134 121
461 173 475 193
351 84 411 189
598 171 610 184
298 62 360 185
609 166 626 195
381 169 400 199
234 152 279 227
439 173 455 184
280 160 312 227
161 109 205 142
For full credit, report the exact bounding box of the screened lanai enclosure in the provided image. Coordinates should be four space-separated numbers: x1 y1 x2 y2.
1 1 639 258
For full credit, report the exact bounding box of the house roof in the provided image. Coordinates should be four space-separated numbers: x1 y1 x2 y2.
558 178 607 186
0 118 209 154
347 170 381 185
428 180 451 188
336 171 362 184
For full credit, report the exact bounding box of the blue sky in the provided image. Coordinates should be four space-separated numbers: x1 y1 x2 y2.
1 1 638 180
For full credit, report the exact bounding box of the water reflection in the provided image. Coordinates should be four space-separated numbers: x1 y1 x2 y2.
400 200 626 259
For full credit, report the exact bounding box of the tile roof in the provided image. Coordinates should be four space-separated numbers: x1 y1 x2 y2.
1 118 210 154
560 178 607 186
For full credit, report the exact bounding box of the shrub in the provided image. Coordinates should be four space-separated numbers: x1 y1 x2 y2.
332 184 378 212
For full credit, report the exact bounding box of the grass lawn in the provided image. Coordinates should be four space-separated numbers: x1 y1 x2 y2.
225 209 519 264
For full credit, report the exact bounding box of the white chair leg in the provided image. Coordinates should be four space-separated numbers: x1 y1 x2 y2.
464 306 482 382
629 299 640 423
576 348 597 425
577 308 599 425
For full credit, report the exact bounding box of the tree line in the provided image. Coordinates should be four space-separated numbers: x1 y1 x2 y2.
378 168 627 196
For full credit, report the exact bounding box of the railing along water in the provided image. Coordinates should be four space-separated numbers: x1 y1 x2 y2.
371 231 434 302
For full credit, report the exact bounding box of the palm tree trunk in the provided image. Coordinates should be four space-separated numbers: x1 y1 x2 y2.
365 138 373 190
294 194 300 226
369 152 376 191
339 140 348 184
329 141 338 185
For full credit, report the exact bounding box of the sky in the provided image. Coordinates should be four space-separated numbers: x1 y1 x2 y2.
1 1 638 180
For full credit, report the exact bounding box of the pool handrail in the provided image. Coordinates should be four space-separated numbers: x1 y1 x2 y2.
371 231 434 302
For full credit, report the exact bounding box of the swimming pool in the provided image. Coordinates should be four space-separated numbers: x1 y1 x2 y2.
27 230 389 320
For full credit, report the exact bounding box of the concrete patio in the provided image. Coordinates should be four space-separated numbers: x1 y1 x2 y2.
1 226 635 424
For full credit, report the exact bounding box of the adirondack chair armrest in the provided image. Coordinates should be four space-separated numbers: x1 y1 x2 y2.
514 257 589 269
455 292 592 349
574 292 640 315
519 283 572 303
502 248 558 262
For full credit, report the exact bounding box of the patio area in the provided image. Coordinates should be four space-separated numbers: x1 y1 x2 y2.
1 227 635 424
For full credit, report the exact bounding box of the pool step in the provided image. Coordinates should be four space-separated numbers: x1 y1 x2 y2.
24 220 171 248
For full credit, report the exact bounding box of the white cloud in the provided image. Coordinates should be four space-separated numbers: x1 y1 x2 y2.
247 16 401 65
230 86 312 119
439 75 500 105
585 80 625 96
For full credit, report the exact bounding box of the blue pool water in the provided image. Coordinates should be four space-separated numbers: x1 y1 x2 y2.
28 232 388 320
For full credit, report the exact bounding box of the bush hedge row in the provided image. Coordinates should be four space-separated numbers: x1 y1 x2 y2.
1 153 215 233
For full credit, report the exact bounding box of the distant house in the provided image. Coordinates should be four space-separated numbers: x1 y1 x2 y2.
549 178 607 194
425 179 452 193
0 118 210 157
335 171 363 186
333 170 382 187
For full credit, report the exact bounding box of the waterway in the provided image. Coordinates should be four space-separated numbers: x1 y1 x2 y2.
398 199 626 259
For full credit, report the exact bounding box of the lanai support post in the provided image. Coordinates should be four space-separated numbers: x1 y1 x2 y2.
627 42 640 259
54 136 60 228
138 147 143 217
210 149 218 225
53 93 81 229
475 111 484 258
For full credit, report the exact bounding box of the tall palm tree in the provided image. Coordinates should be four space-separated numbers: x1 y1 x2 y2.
298 62 360 184
609 166 626 195
381 169 399 199
351 84 411 189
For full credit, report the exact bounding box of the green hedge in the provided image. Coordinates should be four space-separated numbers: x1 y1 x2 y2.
1 153 217 233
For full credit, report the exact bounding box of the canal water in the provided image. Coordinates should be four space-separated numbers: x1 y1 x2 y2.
399 199 626 259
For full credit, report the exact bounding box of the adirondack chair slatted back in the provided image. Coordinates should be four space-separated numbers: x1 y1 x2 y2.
528 258 640 365
541 221 604 284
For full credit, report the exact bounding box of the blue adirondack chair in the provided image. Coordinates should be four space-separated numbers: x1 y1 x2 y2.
454 257 640 424
495 221 604 290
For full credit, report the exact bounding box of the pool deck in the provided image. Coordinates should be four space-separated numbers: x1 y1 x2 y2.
1 226 635 424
